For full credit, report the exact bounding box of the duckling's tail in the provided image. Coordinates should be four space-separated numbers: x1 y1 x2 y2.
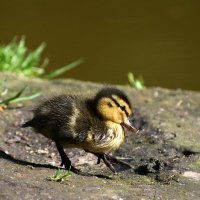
21 120 33 128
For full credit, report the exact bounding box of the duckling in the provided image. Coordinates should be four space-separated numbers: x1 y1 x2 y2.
22 87 138 175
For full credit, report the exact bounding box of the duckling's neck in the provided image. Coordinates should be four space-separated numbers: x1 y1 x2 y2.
100 120 125 152
105 121 124 137
105 120 119 128
82 120 125 153
86 99 102 119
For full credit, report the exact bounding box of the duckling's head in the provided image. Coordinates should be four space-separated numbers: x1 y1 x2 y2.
93 87 137 132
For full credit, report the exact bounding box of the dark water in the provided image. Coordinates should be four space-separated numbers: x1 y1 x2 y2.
1 1 200 90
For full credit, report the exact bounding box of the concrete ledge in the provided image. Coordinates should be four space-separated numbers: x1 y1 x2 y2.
0 72 200 199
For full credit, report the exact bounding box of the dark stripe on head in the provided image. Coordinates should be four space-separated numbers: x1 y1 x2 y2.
124 109 129 117
93 87 132 118
111 97 120 107
110 97 129 117
94 87 131 108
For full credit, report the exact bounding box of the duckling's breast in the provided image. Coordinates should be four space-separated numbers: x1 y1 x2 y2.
82 122 125 153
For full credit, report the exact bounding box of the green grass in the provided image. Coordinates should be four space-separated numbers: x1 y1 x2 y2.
127 72 146 90
50 168 71 182
0 79 41 106
43 58 83 79
0 37 83 78
0 36 84 108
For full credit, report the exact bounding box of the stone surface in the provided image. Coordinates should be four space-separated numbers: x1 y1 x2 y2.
0 72 200 200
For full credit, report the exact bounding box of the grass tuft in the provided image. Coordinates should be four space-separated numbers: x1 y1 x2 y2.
0 37 47 76
43 58 84 79
0 37 83 78
50 168 71 182
0 79 41 106
127 72 146 90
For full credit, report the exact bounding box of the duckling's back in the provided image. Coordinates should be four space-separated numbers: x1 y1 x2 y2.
23 95 105 147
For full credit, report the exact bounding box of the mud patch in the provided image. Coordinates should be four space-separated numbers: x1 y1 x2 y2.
135 158 165 175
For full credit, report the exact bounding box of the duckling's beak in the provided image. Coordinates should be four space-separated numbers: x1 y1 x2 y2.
121 118 139 133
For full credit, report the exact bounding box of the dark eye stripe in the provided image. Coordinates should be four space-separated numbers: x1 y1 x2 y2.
120 105 126 111
125 110 129 117
111 97 129 117
110 97 120 107
107 102 113 107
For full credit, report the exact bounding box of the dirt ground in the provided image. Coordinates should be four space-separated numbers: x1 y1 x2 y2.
0 72 200 200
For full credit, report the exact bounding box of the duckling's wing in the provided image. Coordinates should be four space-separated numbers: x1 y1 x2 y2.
23 95 75 135
58 98 93 144
23 95 94 145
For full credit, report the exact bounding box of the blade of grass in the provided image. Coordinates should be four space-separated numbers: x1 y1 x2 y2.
52 169 61 180
21 43 46 70
0 85 27 105
8 92 41 104
127 72 135 87
50 168 71 182
127 72 146 90
43 58 84 79
1 88 8 96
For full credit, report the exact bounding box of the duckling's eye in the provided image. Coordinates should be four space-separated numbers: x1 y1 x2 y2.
120 105 126 111
107 102 113 107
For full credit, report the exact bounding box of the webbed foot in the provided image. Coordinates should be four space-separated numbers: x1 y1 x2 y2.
94 153 133 173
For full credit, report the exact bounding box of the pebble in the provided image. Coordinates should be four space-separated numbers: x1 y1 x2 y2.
37 148 49 154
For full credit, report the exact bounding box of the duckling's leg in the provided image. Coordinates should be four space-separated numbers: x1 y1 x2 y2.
55 142 72 169
95 153 116 173
105 154 133 169
56 142 95 176
97 157 101 164
84 149 101 164
55 142 82 173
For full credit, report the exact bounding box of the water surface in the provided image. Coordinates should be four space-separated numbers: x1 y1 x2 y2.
1 1 200 90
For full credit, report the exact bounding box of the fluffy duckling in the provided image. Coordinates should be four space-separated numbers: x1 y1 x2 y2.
22 87 138 175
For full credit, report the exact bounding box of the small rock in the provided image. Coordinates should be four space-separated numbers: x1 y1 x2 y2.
153 91 159 98
5 150 9 155
162 132 176 140
175 100 183 108
182 171 200 181
37 148 49 154
25 146 31 150
15 131 22 136
5 136 21 144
